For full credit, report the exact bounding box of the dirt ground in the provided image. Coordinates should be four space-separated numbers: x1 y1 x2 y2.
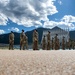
0 49 75 75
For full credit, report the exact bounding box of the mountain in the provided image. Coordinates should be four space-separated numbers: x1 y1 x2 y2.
69 30 75 41
52 26 62 30
0 27 75 45
0 32 20 45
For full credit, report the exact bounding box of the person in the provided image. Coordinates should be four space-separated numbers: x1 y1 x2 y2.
23 35 28 50
20 29 26 50
47 31 51 50
51 37 54 50
68 38 71 50
42 35 46 50
62 36 65 50
72 41 75 50
66 41 68 49
9 31 14 50
33 29 38 50
54 34 59 50
57 38 60 50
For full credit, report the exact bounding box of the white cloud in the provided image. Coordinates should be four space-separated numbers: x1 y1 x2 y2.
0 29 5 34
44 15 75 30
0 0 9 6
61 15 75 23
8 27 19 32
0 13 8 25
58 0 62 5
0 0 58 27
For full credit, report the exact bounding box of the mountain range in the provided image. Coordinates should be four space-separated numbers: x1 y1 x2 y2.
0 26 75 45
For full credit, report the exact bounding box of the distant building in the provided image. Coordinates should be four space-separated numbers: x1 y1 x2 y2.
41 26 69 44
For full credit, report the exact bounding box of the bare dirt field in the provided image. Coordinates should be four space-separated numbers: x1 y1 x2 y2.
0 49 75 75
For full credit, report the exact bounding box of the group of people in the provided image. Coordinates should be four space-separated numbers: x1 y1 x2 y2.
42 32 75 50
9 29 39 50
9 29 74 50
9 30 28 50
42 32 60 50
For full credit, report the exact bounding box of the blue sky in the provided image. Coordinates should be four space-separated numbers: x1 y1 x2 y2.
0 0 75 34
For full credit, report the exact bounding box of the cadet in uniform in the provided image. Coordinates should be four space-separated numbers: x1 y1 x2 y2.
20 29 25 50
72 41 75 50
57 38 60 50
62 36 65 50
33 29 38 50
68 38 71 50
24 35 28 50
66 41 68 49
42 35 46 50
47 31 51 50
23 34 28 50
9 31 14 50
54 34 59 50
52 37 54 50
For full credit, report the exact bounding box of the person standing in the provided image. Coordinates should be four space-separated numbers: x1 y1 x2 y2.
47 31 51 50
52 37 54 50
9 31 14 50
24 35 28 50
33 29 39 50
62 36 65 50
68 38 71 50
42 35 46 50
54 34 59 50
58 38 60 50
72 41 75 50
20 29 25 50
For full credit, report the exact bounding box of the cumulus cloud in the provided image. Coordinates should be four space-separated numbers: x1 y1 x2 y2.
0 13 8 25
0 29 5 34
61 15 75 23
0 0 58 27
8 27 19 32
44 15 75 30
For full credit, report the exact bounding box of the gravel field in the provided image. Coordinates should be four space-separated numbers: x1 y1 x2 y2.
0 50 75 75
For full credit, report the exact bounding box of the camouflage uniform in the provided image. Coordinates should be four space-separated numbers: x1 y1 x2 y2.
68 39 71 50
23 36 28 50
54 34 59 50
62 37 65 50
26 36 28 49
72 41 75 49
47 31 51 50
33 30 38 50
9 31 14 50
66 41 68 49
20 30 25 50
57 38 60 50
52 38 54 50
42 36 46 50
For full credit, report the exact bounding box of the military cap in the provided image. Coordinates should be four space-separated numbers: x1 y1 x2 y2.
11 31 13 33
22 29 24 32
